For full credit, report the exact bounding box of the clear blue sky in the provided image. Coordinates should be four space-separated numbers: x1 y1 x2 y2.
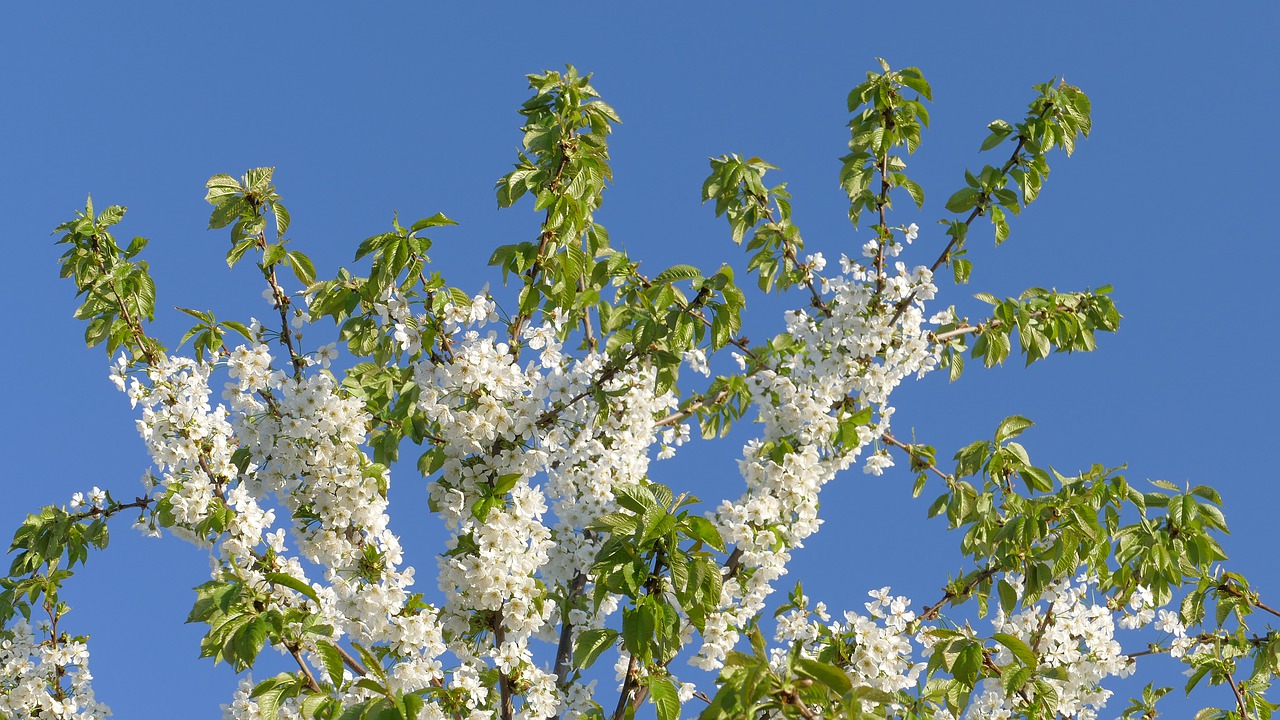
3 3 1277 717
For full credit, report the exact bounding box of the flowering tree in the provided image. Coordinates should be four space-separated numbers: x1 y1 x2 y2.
4 61 1276 720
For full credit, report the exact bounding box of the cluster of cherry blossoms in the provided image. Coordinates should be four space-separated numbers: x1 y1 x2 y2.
410 289 683 718
965 576 1134 720
697 243 944 669
110 326 451 716
0 619 109 719
775 586 925 710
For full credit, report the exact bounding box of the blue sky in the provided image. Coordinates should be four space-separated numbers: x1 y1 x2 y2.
3 2 1278 717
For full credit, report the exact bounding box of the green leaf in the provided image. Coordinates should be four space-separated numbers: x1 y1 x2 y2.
264 572 319 603
796 657 852 695
952 642 983 687
682 516 726 552
997 578 1017 614
222 320 254 342
235 616 270 669
995 415 1034 443
251 677 287 720
409 213 457 232
945 188 980 214
1021 466 1054 493
245 167 275 193
262 243 287 267
227 238 256 269
573 628 618 669
272 202 291 239
902 178 925 208
648 675 681 720
124 236 149 257
209 196 247 230
897 68 933 101
205 174 242 203
992 633 1037 668
287 251 316 286
317 640 345 684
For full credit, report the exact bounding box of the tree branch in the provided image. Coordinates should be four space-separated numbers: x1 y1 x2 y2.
882 432 952 481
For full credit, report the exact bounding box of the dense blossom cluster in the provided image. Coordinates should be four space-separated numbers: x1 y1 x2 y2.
412 292 680 719
110 333 450 716
0 620 109 719
966 576 1134 720
696 251 943 669
776 586 925 710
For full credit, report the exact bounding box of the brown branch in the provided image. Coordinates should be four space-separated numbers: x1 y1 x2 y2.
784 690 819 720
67 495 154 523
289 644 322 692
553 571 589 688
46 601 66 702
931 323 989 344
886 112 1049 327
915 564 1000 625
611 653 640 720
259 236 306 379
1029 601 1055 654
1218 580 1280 620
334 644 368 677
882 432 952 481
1225 671 1251 720
873 152 890 299
655 385 734 428
1125 632 1272 660
509 141 574 352
492 612 515 720
1255 599 1280 619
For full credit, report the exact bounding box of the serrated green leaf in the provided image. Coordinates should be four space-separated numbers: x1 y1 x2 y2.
316 640 345 684
573 628 618 669
287 251 316 286
271 202 291 239
264 572 319 603
796 657 852 695
648 675 681 720
992 633 1037 668
995 415 1034 443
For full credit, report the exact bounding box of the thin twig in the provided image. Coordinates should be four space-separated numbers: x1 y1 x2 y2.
882 432 952 481
334 644 368 676
289 645 322 692
1225 672 1251 720
886 115 1048 327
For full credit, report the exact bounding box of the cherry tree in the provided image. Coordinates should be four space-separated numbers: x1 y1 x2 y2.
4 61 1275 720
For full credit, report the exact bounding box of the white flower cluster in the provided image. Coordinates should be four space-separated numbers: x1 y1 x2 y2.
110 339 450 710
122 355 244 546
68 487 107 511
224 343 447 687
415 324 556 649
1117 585 1192 658
840 587 925 697
770 587 923 716
412 296 683 717
967 576 1134 720
0 620 110 719
697 257 942 669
